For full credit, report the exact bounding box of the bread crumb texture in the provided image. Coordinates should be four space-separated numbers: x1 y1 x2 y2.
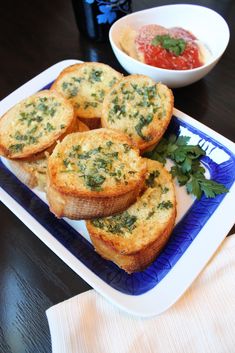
51 62 123 119
102 75 173 152
46 128 147 219
48 128 146 196
0 90 75 159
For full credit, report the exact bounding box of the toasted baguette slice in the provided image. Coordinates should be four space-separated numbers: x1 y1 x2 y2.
7 154 48 190
101 75 174 153
86 159 176 273
51 62 123 129
47 128 147 220
6 119 89 191
0 90 76 159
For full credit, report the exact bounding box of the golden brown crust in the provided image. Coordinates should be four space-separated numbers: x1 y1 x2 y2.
101 75 174 153
47 180 144 219
51 62 123 122
47 128 147 219
0 90 76 159
86 159 176 273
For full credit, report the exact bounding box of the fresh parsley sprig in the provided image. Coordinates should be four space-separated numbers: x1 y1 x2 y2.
145 134 228 200
151 35 186 56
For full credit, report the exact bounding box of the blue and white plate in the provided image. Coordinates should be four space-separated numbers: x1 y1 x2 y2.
0 60 234 316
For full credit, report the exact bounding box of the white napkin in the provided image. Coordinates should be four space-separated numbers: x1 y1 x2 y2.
46 234 235 353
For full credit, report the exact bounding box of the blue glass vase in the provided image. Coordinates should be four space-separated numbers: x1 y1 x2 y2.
72 0 132 42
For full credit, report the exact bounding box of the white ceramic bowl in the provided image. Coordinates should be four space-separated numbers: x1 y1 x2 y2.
109 4 230 88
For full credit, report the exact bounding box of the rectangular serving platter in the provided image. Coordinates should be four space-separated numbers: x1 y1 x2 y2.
0 60 235 317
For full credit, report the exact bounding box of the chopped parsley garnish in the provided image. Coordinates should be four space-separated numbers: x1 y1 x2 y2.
91 89 105 103
19 111 43 126
146 208 155 219
157 200 173 210
68 86 78 98
62 82 69 91
9 96 64 154
10 130 41 150
123 143 131 153
106 141 113 148
146 170 160 187
152 35 186 56
84 174 106 191
72 76 83 83
135 114 153 141
89 69 103 83
84 101 98 109
162 186 169 194
108 83 161 140
9 143 25 153
145 134 229 199
91 211 137 235
109 77 118 87
62 81 79 98
62 143 134 191
45 122 55 132
63 158 70 167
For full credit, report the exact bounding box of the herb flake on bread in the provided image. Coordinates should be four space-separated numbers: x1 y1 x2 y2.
47 128 147 219
0 90 75 159
5 119 89 191
86 158 176 273
51 62 123 128
101 75 174 153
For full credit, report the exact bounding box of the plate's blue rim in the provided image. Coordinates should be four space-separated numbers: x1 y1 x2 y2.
1 115 234 296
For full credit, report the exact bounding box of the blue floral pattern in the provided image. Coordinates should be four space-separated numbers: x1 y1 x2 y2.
85 0 131 24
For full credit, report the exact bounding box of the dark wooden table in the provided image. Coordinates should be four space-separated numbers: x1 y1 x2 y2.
0 1 234 352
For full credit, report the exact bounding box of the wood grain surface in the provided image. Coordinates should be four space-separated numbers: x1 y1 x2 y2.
0 0 234 352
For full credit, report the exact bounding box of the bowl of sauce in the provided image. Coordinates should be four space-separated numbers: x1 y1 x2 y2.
109 5 229 88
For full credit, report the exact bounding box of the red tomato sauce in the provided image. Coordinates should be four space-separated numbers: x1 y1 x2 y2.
141 42 202 70
135 25 203 70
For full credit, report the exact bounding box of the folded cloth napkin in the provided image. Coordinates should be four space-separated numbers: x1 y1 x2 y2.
46 234 235 353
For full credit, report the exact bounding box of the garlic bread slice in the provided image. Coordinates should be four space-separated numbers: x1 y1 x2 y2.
6 118 89 191
101 75 174 153
86 159 176 273
0 90 75 159
47 128 147 219
51 62 123 128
